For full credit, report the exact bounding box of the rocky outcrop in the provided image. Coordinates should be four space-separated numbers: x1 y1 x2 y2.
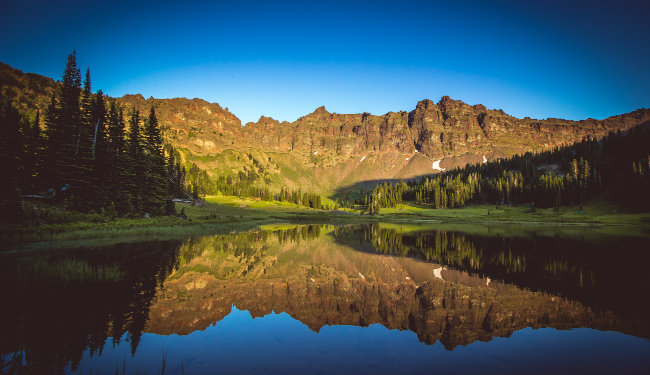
116 94 242 153
240 97 650 161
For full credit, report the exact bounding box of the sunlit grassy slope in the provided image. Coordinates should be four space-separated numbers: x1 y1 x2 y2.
377 200 650 225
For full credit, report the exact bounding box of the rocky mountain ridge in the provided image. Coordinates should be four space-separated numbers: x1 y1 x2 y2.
3 61 649 193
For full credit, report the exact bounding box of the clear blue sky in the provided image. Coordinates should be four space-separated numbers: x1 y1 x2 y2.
1 0 648 125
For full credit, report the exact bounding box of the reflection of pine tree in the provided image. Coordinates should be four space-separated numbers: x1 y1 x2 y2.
0 240 182 373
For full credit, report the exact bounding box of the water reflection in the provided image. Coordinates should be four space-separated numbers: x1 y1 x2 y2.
334 224 650 321
1 224 649 374
149 224 650 347
0 240 181 374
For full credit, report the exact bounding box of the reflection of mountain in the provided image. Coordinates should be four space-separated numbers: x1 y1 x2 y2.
145 226 650 349
335 224 650 322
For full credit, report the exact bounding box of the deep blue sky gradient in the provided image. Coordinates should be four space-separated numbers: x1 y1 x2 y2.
1 0 648 124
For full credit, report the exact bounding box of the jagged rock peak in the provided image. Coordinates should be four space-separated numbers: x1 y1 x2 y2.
257 115 280 124
297 105 332 122
243 115 276 127
415 99 435 111
311 105 330 115
437 96 468 109
415 97 470 112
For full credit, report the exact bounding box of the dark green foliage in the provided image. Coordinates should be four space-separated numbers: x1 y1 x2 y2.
106 102 131 213
361 126 650 211
3 53 187 218
0 92 25 222
185 162 213 198
142 106 169 214
20 109 42 191
276 186 322 208
71 68 98 210
368 181 407 211
41 93 59 190
126 108 146 211
165 146 186 199
54 51 82 193
90 90 108 207
182 159 325 208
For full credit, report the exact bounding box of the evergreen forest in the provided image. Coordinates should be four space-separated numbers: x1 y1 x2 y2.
0 52 185 221
365 127 650 213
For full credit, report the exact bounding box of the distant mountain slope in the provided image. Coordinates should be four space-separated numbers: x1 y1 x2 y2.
2 61 648 195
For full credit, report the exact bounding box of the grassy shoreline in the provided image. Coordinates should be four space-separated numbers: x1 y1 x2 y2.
2 195 649 248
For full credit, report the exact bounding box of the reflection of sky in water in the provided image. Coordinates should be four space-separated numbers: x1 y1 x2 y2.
72 306 650 375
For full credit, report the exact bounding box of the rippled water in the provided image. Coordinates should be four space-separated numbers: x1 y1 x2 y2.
1 224 649 374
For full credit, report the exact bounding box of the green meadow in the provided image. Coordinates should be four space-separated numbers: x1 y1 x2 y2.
3 194 649 248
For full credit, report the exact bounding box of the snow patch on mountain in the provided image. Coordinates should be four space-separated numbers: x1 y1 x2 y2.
432 159 445 171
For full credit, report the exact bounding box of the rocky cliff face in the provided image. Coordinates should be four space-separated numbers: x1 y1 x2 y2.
241 96 650 164
3 61 649 193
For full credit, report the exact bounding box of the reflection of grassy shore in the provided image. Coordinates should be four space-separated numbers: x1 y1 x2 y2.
14 258 124 284
2 195 649 247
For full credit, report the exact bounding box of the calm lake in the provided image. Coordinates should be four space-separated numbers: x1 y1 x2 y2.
1 223 649 374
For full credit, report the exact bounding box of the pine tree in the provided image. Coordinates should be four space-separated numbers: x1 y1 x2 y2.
42 93 59 193
0 94 24 221
191 183 199 200
55 51 82 197
32 110 42 184
126 108 145 212
90 90 108 209
107 102 125 160
71 68 97 210
142 106 168 214
21 110 41 191
166 146 186 199
111 106 132 214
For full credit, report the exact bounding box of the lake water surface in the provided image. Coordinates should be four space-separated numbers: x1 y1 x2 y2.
1 224 649 374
